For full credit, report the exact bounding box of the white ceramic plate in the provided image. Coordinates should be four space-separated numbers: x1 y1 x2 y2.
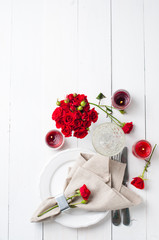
40 148 108 228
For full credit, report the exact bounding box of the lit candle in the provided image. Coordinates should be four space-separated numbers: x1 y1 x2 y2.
111 89 131 110
45 130 64 149
132 140 152 159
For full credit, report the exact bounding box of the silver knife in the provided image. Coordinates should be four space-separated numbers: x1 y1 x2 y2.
121 147 128 183
111 153 121 226
121 147 130 226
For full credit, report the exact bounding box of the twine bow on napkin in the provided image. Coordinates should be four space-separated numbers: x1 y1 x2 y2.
31 153 142 222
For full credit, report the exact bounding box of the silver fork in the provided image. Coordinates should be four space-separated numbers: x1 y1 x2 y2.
111 153 121 226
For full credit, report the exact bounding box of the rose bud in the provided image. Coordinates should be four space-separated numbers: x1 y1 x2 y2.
64 99 69 103
81 199 88 204
56 100 61 106
77 106 83 111
73 93 77 97
80 100 87 107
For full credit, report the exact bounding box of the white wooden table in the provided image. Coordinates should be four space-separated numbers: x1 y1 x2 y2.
1 0 159 239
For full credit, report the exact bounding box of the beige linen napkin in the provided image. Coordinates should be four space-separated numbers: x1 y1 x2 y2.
31 153 142 222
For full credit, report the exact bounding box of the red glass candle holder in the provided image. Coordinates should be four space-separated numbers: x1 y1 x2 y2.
111 89 131 110
45 130 64 149
132 140 152 159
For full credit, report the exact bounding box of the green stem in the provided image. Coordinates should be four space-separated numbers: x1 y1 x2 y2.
38 193 81 217
141 144 157 178
69 202 82 206
38 204 58 217
106 112 122 125
89 102 123 125
66 193 80 200
102 105 115 109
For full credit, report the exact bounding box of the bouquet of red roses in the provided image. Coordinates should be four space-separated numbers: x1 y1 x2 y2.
52 93 98 139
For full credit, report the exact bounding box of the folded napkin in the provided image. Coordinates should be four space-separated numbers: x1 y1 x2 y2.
31 153 142 222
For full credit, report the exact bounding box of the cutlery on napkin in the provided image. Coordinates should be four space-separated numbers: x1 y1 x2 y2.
112 148 130 226
31 153 142 222
121 147 131 226
111 153 121 226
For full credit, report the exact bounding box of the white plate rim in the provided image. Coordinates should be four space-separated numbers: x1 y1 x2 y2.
39 148 108 228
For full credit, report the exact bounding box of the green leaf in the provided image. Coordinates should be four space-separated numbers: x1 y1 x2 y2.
96 93 106 100
81 199 88 204
119 109 126 114
69 205 77 208
106 107 113 113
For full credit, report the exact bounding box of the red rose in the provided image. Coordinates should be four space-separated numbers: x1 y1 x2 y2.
74 110 82 119
73 100 80 107
56 117 64 129
89 108 98 123
70 105 76 112
63 112 74 126
52 107 63 120
61 126 72 137
80 184 91 200
82 112 90 121
122 122 133 134
74 128 88 139
60 100 70 112
72 94 88 106
73 119 83 129
131 177 144 189
83 103 90 112
72 95 81 106
67 94 74 101
82 120 91 128
78 94 88 102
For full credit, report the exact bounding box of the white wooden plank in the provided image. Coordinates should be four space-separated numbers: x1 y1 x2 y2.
0 0 11 239
3 0 159 239
44 221 77 240
78 213 111 240
77 0 112 239
144 1 159 239
43 0 78 239
9 0 45 239
77 0 112 149
111 0 146 239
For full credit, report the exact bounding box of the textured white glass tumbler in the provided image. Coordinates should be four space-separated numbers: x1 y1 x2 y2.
92 122 125 156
